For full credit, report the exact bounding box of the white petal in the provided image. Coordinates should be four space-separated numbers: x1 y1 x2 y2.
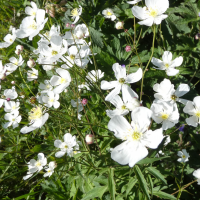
55 151 66 158
154 15 168 25
170 56 183 68
131 6 147 20
138 18 154 26
125 68 142 83
105 85 121 101
175 84 190 98
186 116 198 127
143 128 163 149
54 140 63 148
166 68 179 76
101 80 118 90
162 51 172 63
151 57 164 68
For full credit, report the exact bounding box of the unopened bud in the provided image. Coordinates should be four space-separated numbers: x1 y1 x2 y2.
115 21 124 30
81 98 88 106
6 98 10 101
27 58 36 68
66 23 70 28
85 134 94 144
125 46 131 52
11 81 15 84
195 33 200 40
71 24 75 29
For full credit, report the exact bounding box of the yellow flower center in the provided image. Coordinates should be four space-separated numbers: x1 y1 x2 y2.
161 113 169 120
36 161 41 167
52 50 58 56
182 155 186 159
59 78 67 84
46 85 50 89
14 61 18 65
121 105 127 110
9 39 13 42
12 118 15 121
31 73 36 77
107 11 112 16
132 131 142 141
171 95 177 101
70 54 75 60
119 78 125 84
47 169 51 173
149 8 158 17
64 145 68 149
71 8 79 16
74 151 77 154
50 98 54 102
28 106 43 121
195 111 200 118
31 11 36 16
29 21 37 30
12 106 16 110
165 63 170 68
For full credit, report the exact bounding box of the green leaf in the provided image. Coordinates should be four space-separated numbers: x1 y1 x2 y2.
82 186 108 200
15 191 40 200
89 27 104 48
137 156 169 165
125 177 137 197
108 168 116 200
146 167 167 185
153 191 176 200
134 165 150 200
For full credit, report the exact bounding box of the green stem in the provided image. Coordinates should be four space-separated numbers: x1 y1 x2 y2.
140 25 156 102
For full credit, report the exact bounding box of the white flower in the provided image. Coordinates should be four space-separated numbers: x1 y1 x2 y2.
74 24 89 39
23 153 47 180
0 86 18 107
108 107 163 167
4 111 21 129
20 105 49 134
42 91 60 108
39 25 60 44
151 51 183 76
151 101 179 130
164 135 171 146
4 101 20 114
183 96 200 127
44 161 56 177
153 79 190 105
61 45 89 68
101 63 142 101
27 68 38 81
78 84 91 91
71 99 84 112
131 0 169 26
71 5 82 24
115 22 124 29
25 1 38 17
0 28 16 48
106 95 140 118
37 35 68 63
177 149 190 163
87 70 104 83
39 80 53 93
0 60 6 80
50 68 71 94
54 133 78 158
16 9 48 40
15 45 23 55
193 169 200 185
27 58 35 68
127 0 142 4
6 55 24 75
102 8 116 21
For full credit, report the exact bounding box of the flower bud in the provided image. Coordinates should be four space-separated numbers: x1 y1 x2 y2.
195 33 200 40
27 58 36 68
81 98 88 106
71 24 76 29
66 23 71 28
125 46 131 52
6 98 10 101
11 81 15 84
85 134 94 144
121 64 126 68
115 21 124 29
